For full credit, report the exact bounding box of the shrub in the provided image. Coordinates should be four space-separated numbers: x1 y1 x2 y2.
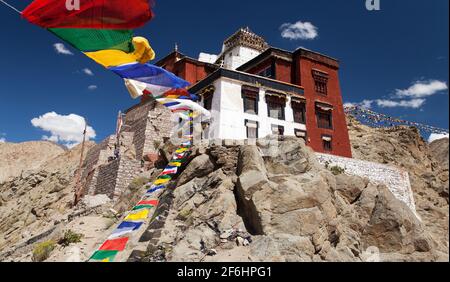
58 230 83 247
330 165 345 175
32 240 56 262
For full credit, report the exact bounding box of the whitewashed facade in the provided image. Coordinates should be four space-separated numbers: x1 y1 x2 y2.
192 70 307 141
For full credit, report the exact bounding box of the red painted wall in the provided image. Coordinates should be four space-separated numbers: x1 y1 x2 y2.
245 52 352 158
294 55 352 158
275 59 292 84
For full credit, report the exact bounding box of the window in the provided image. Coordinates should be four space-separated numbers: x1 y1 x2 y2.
203 93 213 111
292 101 306 124
245 120 259 139
295 129 307 143
322 135 333 151
317 110 333 129
257 66 274 78
266 94 286 120
315 80 327 95
242 86 259 115
271 125 285 140
312 70 329 96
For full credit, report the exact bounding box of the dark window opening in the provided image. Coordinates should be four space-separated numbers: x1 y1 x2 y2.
266 94 286 120
245 120 259 139
242 87 259 115
257 66 274 79
322 135 333 151
271 125 285 141
203 93 213 111
292 101 306 124
295 129 307 143
316 110 333 129
312 70 329 96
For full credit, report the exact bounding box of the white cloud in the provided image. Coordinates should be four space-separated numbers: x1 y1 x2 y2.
0 137 5 143
31 112 96 148
376 99 426 109
82 68 94 76
53 43 74 55
280 21 318 40
344 100 374 109
88 85 98 91
428 133 449 143
395 80 448 98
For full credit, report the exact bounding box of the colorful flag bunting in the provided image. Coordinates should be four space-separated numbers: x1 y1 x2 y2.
22 0 154 29
99 238 129 251
109 63 190 89
124 209 149 221
154 178 170 185
90 250 118 262
138 200 159 206
49 28 134 52
84 37 155 67
162 167 178 175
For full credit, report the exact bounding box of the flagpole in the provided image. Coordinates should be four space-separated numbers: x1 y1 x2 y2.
73 119 88 206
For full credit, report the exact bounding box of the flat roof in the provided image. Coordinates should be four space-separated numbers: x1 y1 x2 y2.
189 68 305 97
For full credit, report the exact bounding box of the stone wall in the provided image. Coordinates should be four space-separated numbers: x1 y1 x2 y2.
94 159 120 198
315 153 417 214
80 98 174 202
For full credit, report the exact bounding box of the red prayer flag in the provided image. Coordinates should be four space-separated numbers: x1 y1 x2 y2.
138 200 158 206
22 0 154 29
99 237 129 251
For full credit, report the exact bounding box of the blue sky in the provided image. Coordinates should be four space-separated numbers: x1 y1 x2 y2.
0 0 448 146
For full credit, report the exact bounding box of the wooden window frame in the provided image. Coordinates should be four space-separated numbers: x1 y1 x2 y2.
322 135 333 151
292 101 307 124
242 87 259 115
316 109 333 129
245 119 259 139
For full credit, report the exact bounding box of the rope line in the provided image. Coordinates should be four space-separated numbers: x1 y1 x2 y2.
0 0 22 14
345 105 449 135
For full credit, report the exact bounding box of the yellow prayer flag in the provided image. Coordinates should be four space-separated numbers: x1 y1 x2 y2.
124 209 149 221
154 178 170 185
84 36 155 68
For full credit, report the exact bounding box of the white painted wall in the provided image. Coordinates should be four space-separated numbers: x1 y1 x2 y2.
202 78 306 140
223 46 263 70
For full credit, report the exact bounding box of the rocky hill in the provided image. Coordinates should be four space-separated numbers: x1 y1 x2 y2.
0 119 448 262
0 141 67 184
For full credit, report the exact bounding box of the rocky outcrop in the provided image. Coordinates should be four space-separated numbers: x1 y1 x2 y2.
135 136 447 262
347 116 449 259
0 141 66 184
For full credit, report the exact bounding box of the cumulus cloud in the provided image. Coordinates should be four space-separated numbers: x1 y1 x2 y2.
31 112 96 148
53 43 74 55
82 68 94 76
395 80 448 98
428 133 449 143
376 99 426 109
88 85 98 91
280 21 318 40
344 100 374 109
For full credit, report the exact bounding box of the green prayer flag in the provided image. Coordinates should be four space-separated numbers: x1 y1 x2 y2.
90 250 118 261
49 28 134 52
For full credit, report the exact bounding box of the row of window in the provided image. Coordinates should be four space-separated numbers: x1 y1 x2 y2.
242 91 333 129
255 67 330 96
244 120 333 151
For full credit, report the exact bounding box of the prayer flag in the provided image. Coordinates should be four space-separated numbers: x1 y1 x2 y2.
84 37 155 67
23 0 154 29
124 209 149 221
99 237 129 251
